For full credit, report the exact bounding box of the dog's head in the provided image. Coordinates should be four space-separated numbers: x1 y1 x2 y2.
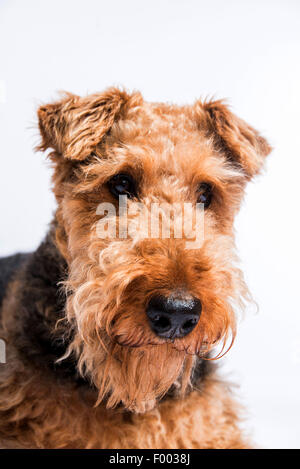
38 88 271 412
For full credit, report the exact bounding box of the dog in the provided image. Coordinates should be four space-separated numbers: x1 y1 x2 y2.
0 88 271 448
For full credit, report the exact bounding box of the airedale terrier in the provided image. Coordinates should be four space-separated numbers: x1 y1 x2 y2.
0 88 271 449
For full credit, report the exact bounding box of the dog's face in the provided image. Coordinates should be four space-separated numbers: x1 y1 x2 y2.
38 88 270 412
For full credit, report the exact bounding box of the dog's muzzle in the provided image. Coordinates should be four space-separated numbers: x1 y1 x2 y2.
146 294 201 339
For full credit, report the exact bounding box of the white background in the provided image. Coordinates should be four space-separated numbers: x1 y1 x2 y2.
0 0 300 449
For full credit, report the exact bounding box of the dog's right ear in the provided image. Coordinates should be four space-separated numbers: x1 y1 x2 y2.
37 88 136 161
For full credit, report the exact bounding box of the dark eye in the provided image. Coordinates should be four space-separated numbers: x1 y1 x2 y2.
108 173 137 199
197 183 213 208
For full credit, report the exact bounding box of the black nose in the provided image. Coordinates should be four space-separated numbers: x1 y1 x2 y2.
146 294 201 339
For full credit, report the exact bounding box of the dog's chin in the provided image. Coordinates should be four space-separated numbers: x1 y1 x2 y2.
88 338 194 413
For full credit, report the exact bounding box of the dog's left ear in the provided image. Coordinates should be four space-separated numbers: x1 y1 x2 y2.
194 100 272 179
37 88 135 161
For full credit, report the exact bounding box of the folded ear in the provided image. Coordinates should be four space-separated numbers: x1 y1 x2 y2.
37 88 134 160
194 99 272 179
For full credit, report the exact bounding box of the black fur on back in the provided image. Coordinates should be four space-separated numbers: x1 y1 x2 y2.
0 231 82 382
0 253 30 308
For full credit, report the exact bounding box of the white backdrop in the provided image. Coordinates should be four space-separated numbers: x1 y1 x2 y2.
0 0 299 449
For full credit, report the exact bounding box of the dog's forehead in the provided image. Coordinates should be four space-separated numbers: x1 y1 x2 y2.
124 100 198 136
108 101 217 176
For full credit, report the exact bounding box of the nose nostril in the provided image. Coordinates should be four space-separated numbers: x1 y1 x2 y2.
153 315 171 330
181 318 197 331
